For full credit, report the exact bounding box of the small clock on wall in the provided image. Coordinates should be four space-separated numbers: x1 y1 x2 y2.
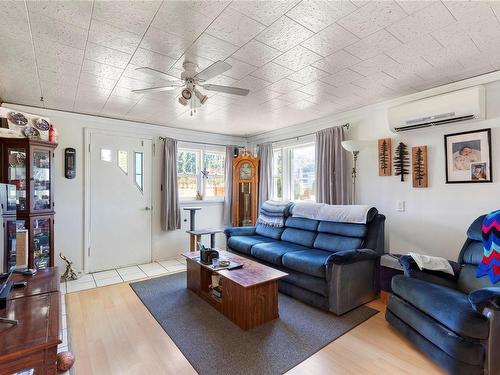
232 150 259 227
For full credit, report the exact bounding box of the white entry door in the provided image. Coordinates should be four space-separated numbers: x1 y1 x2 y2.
88 132 152 272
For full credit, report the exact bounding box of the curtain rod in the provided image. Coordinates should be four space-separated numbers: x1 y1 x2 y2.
158 136 245 148
256 122 350 147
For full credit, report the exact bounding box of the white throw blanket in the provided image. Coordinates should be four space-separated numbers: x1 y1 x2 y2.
292 203 373 224
408 252 455 275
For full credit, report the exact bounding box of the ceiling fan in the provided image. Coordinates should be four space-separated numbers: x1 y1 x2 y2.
132 60 250 115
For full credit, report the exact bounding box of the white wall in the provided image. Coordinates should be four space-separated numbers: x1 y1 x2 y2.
3 105 245 272
249 76 500 261
349 87 500 260
7 71 500 269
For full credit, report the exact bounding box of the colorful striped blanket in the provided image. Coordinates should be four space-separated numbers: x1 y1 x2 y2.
477 209 500 284
257 201 292 227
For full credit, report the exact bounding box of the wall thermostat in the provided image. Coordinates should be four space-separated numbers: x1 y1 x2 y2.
65 148 76 179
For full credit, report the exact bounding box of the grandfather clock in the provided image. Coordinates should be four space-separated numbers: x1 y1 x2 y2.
232 150 259 227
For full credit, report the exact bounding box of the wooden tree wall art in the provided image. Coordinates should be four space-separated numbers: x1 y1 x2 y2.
394 142 410 182
378 138 392 176
412 146 428 188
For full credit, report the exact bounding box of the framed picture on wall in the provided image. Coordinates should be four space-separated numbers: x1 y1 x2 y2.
444 128 492 183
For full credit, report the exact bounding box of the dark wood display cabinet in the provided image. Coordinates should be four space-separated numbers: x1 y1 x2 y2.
0 138 57 269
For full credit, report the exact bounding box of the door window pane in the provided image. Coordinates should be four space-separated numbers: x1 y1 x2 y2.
134 152 143 191
118 150 128 174
272 149 282 200
291 145 315 201
203 151 225 198
101 149 112 162
177 149 199 199
33 150 51 210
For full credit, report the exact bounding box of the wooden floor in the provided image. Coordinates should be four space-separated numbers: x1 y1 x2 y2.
66 282 445 375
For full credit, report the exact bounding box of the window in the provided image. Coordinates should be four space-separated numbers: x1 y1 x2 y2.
272 149 283 200
203 151 225 199
177 146 225 200
272 143 315 202
291 144 316 201
134 152 143 191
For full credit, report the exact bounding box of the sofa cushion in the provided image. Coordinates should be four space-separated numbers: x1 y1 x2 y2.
392 275 489 340
282 249 333 278
255 223 284 240
227 235 276 255
460 240 484 266
458 264 496 294
388 294 485 366
281 228 317 247
313 233 363 252
466 214 486 242
317 221 367 238
285 217 319 231
251 241 308 265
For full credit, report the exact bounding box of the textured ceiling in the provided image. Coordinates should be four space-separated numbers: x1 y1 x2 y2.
1 1 500 136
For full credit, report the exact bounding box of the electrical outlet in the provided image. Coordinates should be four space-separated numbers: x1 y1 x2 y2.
396 200 406 212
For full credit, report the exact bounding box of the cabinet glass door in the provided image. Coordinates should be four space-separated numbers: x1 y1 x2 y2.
5 219 18 271
32 149 51 211
33 217 51 269
7 147 27 212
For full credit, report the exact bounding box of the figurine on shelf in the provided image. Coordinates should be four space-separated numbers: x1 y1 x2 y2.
59 253 79 282
48 124 56 143
195 191 202 200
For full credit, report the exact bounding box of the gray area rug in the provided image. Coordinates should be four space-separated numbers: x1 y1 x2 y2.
131 272 377 375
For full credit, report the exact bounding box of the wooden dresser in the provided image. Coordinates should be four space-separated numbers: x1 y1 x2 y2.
0 268 61 375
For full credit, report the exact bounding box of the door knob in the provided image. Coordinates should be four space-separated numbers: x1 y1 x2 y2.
145 206 151 211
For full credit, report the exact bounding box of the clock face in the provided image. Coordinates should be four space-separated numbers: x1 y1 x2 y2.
239 162 252 180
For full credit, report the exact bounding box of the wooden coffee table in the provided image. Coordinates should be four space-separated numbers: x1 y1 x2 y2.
183 250 288 330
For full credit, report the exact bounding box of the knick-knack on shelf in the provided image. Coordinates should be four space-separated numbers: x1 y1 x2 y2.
394 142 410 182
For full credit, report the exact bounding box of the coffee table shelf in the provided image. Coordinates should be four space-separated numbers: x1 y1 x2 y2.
183 250 288 330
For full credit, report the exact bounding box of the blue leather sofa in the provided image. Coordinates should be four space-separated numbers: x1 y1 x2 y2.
386 214 500 375
224 207 386 315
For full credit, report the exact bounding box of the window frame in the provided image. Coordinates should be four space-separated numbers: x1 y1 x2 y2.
272 140 316 202
177 143 226 202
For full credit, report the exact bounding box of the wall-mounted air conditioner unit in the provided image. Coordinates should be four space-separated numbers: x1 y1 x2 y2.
388 86 485 133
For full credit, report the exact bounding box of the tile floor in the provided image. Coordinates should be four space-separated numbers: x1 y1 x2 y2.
58 293 70 375
63 256 187 293
59 256 187 375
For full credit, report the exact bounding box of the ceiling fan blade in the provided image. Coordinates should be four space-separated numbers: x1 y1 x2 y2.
202 84 250 96
132 86 177 94
135 67 183 83
195 61 231 82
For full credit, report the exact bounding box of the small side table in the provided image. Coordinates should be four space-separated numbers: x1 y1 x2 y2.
186 228 224 251
380 254 404 303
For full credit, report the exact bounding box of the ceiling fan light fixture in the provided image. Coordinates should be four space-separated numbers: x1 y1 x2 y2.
178 96 188 106
181 88 192 100
194 89 208 105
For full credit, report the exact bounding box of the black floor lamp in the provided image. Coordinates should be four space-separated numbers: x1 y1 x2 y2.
341 140 370 204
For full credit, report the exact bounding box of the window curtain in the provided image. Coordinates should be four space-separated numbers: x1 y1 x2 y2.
222 146 234 226
258 143 273 208
315 126 350 205
161 137 181 231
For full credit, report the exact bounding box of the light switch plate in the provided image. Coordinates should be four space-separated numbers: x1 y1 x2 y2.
397 200 406 212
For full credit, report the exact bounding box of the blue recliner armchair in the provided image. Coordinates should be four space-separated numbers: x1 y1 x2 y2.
386 215 500 375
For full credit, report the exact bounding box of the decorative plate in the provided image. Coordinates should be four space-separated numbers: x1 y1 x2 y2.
23 126 40 139
35 118 50 131
8 112 28 126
